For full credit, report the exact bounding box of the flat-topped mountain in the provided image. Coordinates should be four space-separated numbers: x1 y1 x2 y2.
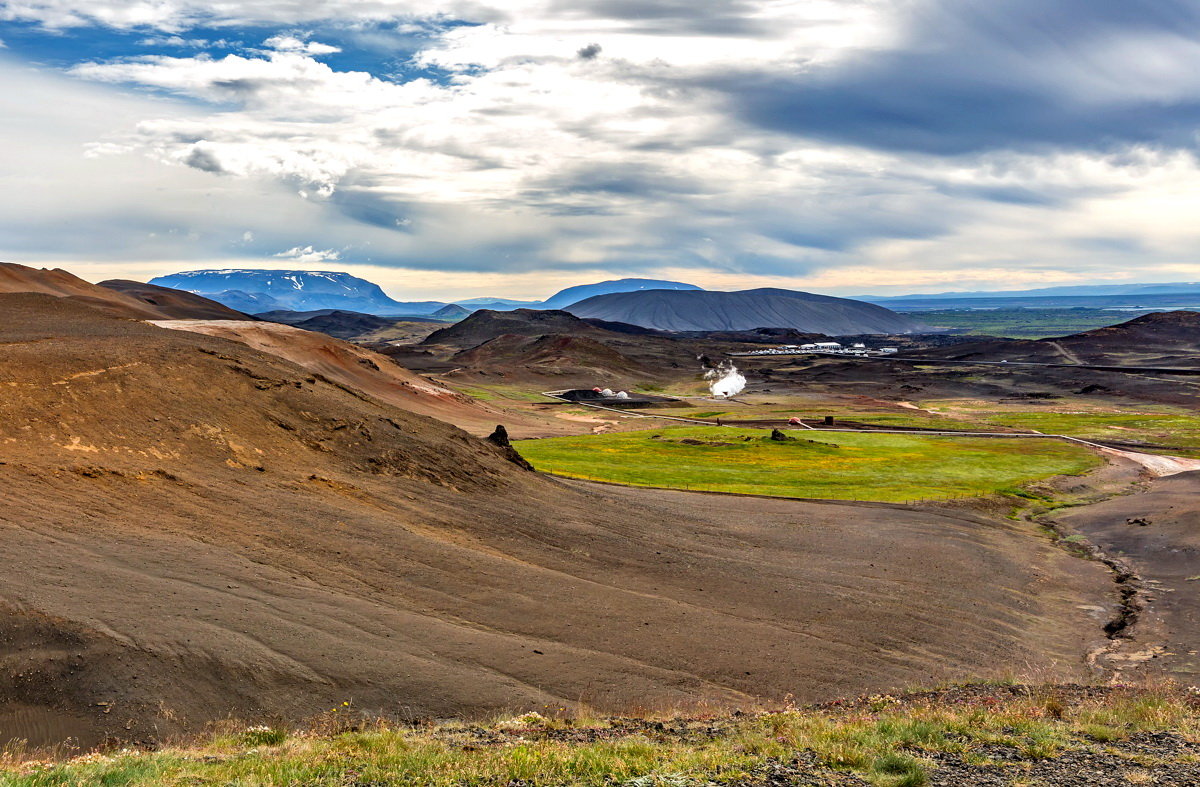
150 269 445 315
565 287 924 334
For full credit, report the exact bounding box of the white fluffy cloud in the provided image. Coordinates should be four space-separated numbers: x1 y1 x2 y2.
275 245 341 263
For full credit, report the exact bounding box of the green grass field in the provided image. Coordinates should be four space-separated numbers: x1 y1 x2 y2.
905 308 1160 338
981 410 1200 456
448 383 555 403
515 426 1101 502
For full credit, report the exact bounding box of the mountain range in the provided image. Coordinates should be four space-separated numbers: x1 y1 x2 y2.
149 270 704 317
142 266 1200 318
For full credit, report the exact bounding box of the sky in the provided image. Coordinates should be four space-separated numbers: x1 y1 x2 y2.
2 0 1200 301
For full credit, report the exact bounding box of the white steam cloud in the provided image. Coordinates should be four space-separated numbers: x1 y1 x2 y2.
705 361 746 398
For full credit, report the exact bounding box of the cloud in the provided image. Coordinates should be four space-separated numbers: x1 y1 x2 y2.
275 245 342 263
716 0 1200 155
0 1 462 31
4 0 1200 298
182 145 225 173
263 34 341 56
138 34 233 48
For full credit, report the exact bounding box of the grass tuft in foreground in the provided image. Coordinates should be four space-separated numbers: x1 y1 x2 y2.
4 685 1199 786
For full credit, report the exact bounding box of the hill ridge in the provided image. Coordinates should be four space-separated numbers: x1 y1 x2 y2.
566 287 922 334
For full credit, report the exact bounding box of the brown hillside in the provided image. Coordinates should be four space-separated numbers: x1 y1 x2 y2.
0 262 163 319
99 279 250 320
450 333 653 385
920 310 1200 369
0 263 248 321
0 294 1112 745
150 319 519 437
1049 310 1200 366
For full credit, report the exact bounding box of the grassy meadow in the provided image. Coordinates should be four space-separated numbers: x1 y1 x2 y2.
980 410 1200 457
909 400 1200 458
906 308 1161 338
515 426 1101 502
448 383 554 403
4 687 1197 786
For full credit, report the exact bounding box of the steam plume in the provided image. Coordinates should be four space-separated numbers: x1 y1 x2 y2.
705 361 746 398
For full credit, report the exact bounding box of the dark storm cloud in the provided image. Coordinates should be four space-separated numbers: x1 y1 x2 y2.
183 146 225 174
577 42 602 59
754 197 959 254
327 187 416 232
933 184 1063 207
718 0 1200 155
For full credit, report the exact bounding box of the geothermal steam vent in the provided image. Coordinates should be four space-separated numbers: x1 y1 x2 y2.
706 362 746 398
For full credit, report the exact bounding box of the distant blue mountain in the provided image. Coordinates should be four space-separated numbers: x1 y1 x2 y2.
540 278 702 310
448 279 704 312
454 297 541 308
149 269 446 315
861 281 1200 302
148 270 703 316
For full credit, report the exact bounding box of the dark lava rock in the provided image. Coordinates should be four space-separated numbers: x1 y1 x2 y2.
488 425 535 471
